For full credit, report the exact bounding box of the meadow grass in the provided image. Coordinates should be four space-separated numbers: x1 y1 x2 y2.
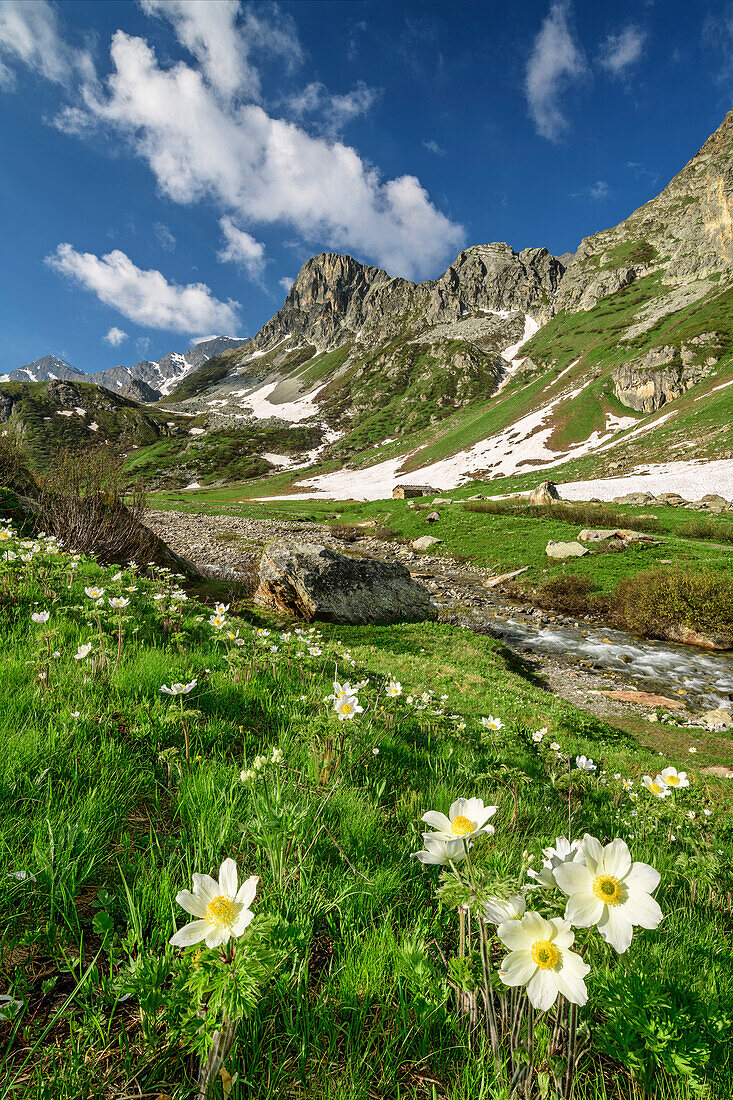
0 535 731 1099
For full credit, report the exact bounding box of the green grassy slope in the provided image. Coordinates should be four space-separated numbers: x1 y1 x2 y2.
1 534 731 1097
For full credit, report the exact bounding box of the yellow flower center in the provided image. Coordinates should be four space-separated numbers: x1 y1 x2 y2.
341 703 352 714
648 781 662 794
666 775 679 786
205 895 239 927
592 874 623 906
451 815 476 836
531 940 559 969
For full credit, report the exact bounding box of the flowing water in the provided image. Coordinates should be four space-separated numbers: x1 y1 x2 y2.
485 610 733 712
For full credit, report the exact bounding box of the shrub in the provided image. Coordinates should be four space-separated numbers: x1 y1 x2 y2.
37 447 153 564
463 498 662 534
531 574 610 616
613 566 733 637
0 431 37 495
677 517 733 545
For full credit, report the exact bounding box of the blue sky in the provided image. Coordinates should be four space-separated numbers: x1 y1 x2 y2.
1 0 732 375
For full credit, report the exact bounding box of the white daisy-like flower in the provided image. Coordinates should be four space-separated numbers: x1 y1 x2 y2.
308 646 322 656
335 695 363 721
688 746 697 754
527 836 585 888
31 611 50 624
642 775 671 798
170 858 258 949
271 747 283 764
484 892 526 925
550 741 561 751
74 643 92 660
553 834 663 954
497 912 589 1011
386 681 402 697
109 597 130 609
160 680 197 695
421 797 497 842
659 767 689 789
84 586 104 599
481 715 503 731
532 731 544 743
411 833 471 866
575 755 596 771
209 614 227 629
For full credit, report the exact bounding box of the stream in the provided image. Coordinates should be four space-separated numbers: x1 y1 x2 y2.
463 605 733 713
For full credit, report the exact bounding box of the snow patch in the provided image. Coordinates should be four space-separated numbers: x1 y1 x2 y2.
561 459 733 502
189 427 206 435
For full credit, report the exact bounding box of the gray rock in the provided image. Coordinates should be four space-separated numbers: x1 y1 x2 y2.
412 535 442 552
611 345 715 413
578 529 617 542
529 481 560 505
546 540 589 558
702 709 733 729
254 540 437 624
425 511 440 522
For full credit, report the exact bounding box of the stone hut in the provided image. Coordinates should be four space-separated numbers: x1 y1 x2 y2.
393 485 438 500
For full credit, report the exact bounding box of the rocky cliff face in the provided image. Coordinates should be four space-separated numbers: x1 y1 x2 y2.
251 245 565 353
556 108 733 315
611 339 720 412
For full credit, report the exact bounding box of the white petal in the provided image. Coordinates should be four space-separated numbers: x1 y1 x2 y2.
497 919 534 951
581 834 603 873
175 889 208 918
448 798 468 819
499 950 536 986
170 919 210 947
205 926 229 949
192 873 219 902
564 890 604 928
624 861 660 895
548 918 574 948
421 811 453 833
230 908 255 937
598 906 634 953
600 838 631 879
219 858 238 898
555 953 589 1006
622 890 663 931
235 875 259 909
526 968 559 1012
553 862 593 896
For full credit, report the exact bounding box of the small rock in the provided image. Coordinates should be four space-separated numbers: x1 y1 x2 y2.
425 511 440 523
546 540 589 559
702 709 733 730
412 535 442 552
529 481 560 506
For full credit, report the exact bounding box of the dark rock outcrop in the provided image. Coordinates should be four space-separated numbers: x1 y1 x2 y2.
254 539 437 624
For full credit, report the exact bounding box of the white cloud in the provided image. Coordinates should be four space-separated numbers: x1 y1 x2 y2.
217 216 266 279
154 222 176 251
279 275 294 292
0 0 94 89
570 179 612 201
61 29 463 279
599 25 646 77
525 1 587 142
103 326 128 346
46 244 241 334
287 80 379 135
140 0 302 101
423 139 445 156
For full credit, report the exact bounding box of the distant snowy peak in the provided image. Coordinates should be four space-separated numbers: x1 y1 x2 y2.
1 355 86 384
1 337 248 402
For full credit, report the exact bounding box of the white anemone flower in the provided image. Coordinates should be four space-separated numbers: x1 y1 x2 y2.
532 731 544 743
481 715 503 731
84 586 104 599
527 836 585 888
170 858 258 949
422 797 497 842
484 892 527 924
386 681 402 697
109 597 130 609
659 767 689 789
209 614 227 628
553 834 663 954
74 643 92 660
497 912 589 1012
31 611 50 624
575 755 597 771
335 695 362 721
161 680 197 696
642 775 671 798
412 833 471 866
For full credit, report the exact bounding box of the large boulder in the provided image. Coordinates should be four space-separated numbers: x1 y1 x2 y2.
412 535 442 552
529 481 560 506
255 540 438 624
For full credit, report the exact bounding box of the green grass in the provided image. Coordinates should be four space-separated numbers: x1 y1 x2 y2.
1 531 731 1098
